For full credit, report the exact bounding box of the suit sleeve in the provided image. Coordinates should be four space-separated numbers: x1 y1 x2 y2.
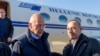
63 44 71 56
9 19 14 37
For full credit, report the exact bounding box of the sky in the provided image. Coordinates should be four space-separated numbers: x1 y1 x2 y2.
21 0 100 16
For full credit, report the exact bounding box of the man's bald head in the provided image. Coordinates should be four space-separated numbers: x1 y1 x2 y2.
29 13 44 23
29 13 45 37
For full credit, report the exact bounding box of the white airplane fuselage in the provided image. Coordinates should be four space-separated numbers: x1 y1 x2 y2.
0 0 100 54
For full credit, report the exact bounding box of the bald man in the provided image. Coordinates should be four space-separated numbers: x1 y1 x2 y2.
12 13 51 56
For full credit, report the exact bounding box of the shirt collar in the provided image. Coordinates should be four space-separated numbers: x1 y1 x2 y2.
30 32 40 39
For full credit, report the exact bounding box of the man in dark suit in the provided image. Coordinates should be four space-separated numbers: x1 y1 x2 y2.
63 19 100 56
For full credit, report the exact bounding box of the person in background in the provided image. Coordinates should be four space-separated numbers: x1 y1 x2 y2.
0 8 13 44
12 13 51 56
63 19 100 56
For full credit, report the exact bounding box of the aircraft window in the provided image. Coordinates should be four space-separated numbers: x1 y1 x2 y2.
74 17 81 23
97 20 100 26
59 15 67 23
87 19 93 25
40 13 50 21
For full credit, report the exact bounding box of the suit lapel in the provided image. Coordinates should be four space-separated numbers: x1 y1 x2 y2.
72 34 88 56
77 42 88 56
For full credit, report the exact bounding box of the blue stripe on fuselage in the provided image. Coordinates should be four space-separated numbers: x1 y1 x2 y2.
12 21 100 30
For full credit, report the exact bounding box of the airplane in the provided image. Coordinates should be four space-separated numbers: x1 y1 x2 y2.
0 0 100 54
